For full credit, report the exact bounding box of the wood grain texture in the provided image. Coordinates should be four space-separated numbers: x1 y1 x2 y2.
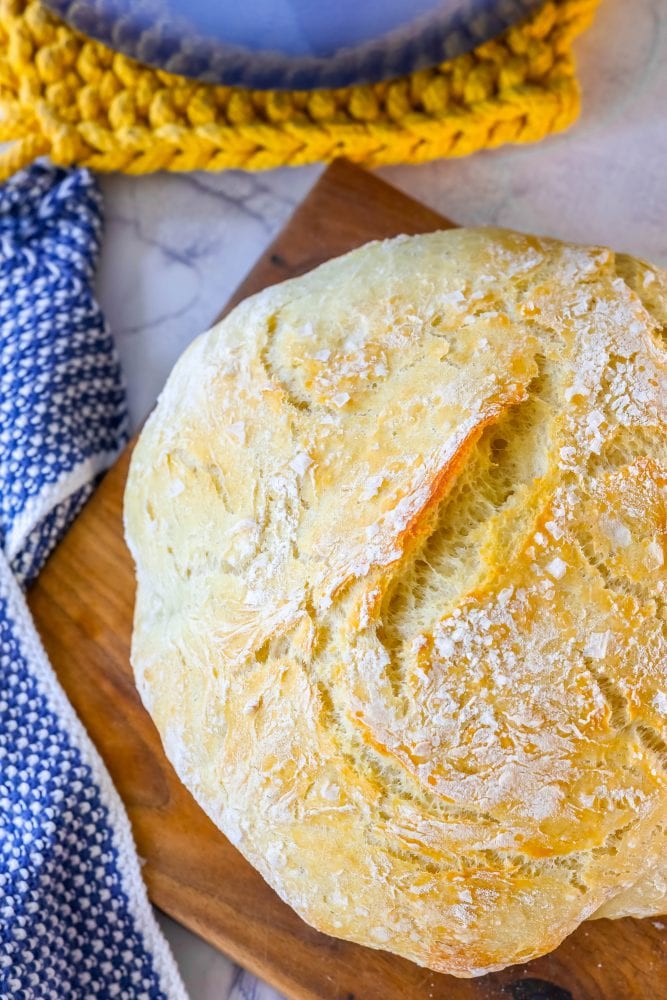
27 160 667 1000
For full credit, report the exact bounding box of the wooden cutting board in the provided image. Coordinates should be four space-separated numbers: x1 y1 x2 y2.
28 160 667 1000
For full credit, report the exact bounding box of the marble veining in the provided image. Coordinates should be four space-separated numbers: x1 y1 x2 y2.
95 0 666 995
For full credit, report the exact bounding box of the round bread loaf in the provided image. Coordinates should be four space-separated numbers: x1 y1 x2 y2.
125 229 667 976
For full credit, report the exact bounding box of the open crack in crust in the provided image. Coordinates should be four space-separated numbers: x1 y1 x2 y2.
125 228 667 977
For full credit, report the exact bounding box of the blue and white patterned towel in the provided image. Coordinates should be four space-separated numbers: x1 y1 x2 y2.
0 164 187 999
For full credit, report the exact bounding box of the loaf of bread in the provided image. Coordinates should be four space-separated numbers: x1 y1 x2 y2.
125 229 667 976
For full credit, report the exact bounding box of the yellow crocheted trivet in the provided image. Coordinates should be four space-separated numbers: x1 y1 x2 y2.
0 0 598 179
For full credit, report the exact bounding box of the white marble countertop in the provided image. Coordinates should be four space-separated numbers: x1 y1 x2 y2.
95 0 666 995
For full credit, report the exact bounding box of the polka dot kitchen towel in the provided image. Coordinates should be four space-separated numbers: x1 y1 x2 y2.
0 163 187 998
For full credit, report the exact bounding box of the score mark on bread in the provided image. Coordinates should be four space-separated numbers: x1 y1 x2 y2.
125 229 667 977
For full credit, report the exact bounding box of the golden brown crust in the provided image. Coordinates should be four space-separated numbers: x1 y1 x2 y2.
125 229 667 976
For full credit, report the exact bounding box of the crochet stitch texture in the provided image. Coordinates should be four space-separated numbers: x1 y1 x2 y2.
0 0 598 179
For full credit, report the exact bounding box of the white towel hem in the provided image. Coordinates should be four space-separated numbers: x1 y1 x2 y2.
5 449 124 561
